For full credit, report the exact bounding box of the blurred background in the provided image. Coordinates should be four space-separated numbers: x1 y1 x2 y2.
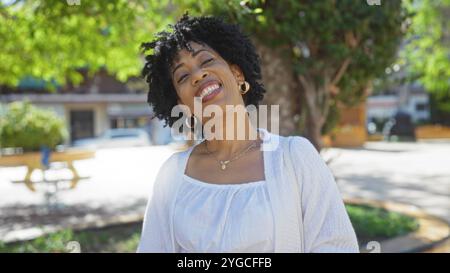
0 0 448 253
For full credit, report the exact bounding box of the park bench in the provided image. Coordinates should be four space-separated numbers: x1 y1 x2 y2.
0 149 95 192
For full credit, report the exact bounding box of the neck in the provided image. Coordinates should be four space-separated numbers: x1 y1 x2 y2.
202 111 261 159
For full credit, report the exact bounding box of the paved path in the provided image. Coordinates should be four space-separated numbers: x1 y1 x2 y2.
325 141 450 224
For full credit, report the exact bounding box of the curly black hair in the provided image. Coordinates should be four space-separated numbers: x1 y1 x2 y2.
141 13 266 128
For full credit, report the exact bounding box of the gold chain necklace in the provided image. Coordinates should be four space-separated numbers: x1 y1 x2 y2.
204 140 259 170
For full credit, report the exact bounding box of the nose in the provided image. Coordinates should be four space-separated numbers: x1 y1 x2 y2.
192 70 208 85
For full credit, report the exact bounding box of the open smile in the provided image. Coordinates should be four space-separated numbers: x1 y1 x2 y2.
196 81 223 103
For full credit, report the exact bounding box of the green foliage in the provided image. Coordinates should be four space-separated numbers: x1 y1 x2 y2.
346 204 419 238
0 0 173 88
401 0 450 113
197 1 409 104
0 229 73 253
0 224 141 253
0 101 68 151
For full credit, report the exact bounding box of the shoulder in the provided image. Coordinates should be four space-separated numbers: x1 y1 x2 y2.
260 129 317 160
281 135 327 174
159 146 192 171
282 135 318 159
152 147 190 190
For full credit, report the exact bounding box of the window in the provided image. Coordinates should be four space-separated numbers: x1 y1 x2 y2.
70 110 94 142
415 103 427 111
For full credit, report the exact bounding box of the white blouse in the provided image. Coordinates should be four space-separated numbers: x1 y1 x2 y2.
173 174 274 253
137 129 359 253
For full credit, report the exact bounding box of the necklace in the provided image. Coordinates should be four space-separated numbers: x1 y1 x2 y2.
204 140 259 170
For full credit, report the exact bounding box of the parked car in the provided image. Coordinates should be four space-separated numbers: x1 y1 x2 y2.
382 111 416 141
73 128 152 149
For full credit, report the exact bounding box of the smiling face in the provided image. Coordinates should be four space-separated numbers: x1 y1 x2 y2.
171 41 246 123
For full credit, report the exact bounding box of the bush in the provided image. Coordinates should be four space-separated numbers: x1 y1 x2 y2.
0 224 141 253
346 204 420 238
0 101 68 152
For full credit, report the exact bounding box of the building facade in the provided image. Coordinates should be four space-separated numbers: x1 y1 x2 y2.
367 84 430 124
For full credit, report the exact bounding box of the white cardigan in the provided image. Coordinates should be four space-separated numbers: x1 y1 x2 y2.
137 129 359 253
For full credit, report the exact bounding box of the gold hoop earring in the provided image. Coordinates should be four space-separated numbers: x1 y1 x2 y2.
185 115 198 129
239 81 250 95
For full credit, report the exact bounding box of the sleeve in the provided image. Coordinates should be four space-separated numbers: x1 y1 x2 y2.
136 154 178 253
291 136 360 253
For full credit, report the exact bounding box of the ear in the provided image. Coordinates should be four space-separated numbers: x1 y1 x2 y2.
229 64 245 83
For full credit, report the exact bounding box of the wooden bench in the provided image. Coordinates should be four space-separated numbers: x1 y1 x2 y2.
0 149 95 192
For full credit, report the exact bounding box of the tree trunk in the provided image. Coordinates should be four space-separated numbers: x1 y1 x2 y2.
255 41 300 136
297 74 330 152
304 105 324 152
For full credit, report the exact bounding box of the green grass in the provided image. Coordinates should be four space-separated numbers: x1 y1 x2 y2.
0 205 420 253
0 223 142 253
346 204 420 240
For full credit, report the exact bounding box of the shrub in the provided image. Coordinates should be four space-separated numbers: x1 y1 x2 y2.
0 101 68 152
0 224 141 253
346 204 420 238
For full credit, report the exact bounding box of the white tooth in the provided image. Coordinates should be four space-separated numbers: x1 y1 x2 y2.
200 84 220 98
202 88 211 96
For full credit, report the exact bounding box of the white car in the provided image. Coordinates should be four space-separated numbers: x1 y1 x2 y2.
73 128 152 149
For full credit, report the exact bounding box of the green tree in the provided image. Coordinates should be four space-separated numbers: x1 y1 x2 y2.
0 0 173 88
401 0 450 116
178 0 409 150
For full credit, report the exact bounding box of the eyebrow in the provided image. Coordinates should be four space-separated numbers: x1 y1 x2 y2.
172 49 210 76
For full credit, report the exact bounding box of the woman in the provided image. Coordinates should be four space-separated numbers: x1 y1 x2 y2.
137 14 359 253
